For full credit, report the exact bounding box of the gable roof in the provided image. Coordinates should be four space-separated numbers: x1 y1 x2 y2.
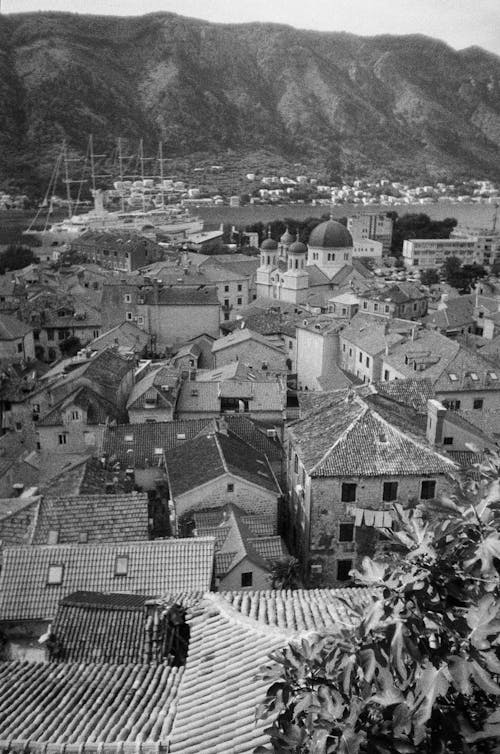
126 365 180 410
289 389 456 477
424 295 475 331
0 496 40 547
37 384 123 426
101 419 212 469
31 492 149 545
164 431 280 498
90 321 150 353
0 313 32 340
0 538 215 621
40 455 132 496
211 327 286 355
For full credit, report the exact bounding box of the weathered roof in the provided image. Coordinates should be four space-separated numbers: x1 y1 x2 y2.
0 313 32 340
142 285 220 307
31 492 149 545
101 419 211 469
90 321 150 353
38 384 123 426
0 496 40 547
126 365 180 411
340 317 406 355
211 327 285 355
0 538 215 621
383 329 461 383
289 389 456 477
164 431 280 497
0 660 183 751
424 295 475 331
40 456 132 497
50 589 199 664
433 345 500 393
169 588 372 754
371 377 435 413
176 378 286 414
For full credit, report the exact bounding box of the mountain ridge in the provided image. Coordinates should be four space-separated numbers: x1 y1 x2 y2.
1 11 500 193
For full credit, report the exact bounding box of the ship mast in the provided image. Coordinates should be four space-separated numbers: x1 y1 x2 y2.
63 140 73 219
159 141 165 209
118 138 125 213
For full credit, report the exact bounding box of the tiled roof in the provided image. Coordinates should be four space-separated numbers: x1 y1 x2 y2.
90 321 150 353
217 587 375 631
51 590 198 664
0 660 182 751
0 313 32 339
224 415 283 461
176 378 286 414
341 317 406 356
383 330 461 383
169 589 373 754
424 295 475 330
221 308 300 338
372 377 435 413
0 538 215 621
432 345 500 393
0 496 40 547
142 285 220 307
212 327 285 354
164 431 279 497
40 456 132 497
31 492 149 545
126 366 180 410
194 507 276 537
250 536 288 561
360 282 427 304
457 408 500 441
38 385 123 426
289 390 456 477
101 419 211 469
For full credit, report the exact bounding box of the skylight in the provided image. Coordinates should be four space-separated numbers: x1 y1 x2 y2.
125 434 134 442
114 556 128 576
489 372 498 380
154 447 163 455
470 372 479 381
176 433 186 440
47 564 64 585
448 373 459 382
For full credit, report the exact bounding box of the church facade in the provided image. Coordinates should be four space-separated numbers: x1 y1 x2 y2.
255 219 357 306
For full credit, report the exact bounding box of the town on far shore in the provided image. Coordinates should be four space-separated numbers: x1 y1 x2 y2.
0 168 500 752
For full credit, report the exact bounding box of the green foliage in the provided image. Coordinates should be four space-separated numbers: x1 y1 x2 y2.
0 244 37 274
419 269 440 286
390 214 457 256
256 453 500 753
268 557 301 590
58 335 82 357
441 257 487 292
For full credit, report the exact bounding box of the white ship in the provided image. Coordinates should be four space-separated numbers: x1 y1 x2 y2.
25 138 204 244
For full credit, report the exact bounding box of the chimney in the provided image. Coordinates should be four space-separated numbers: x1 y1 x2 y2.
426 399 446 446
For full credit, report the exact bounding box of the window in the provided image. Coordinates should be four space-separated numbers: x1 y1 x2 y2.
58 433 67 445
359 352 362 363
289 340 293 350
241 571 253 587
420 480 436 500
227 483 234 492
349 348 352 357
237 297 242 305
124 293 132 303
115 556 128 576
137 316 144 325
374 303 379 312
382 481 398 502
337 559 353 581
473 398 483 409
17 342 23 353
15 422 22 431
79 531 88 543
385 305 390 313
71 410 80 420
126 312 133 321
339 523 354 542
363 301 368 309
384 370 389 381
341 483 357 502
47 329 55 341
366 356 370 367
342 343 346 352
294 454 298 473
443 437 453 445
93 329 99 338
237 284 242 292
224 299 229 307
224 285 229 292
48 529 59 545
47 565 63 585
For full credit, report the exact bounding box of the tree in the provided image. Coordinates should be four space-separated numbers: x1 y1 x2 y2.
257 453 500 753
59 335 82 357
390 214 457 256
420 269 440 286
0 244 37 274
442 257 487 292
268 556 301 590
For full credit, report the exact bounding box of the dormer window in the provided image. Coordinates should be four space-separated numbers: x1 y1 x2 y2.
469 372 479 381
48 529 59 545
114 556 128 576
124 434 134 442
47 564 64 585
448 373 458 382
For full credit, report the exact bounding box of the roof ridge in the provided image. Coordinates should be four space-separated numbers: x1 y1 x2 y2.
309 397 367 475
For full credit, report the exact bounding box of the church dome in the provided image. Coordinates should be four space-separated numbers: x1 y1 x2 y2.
261 237 278 250
280 228 295 245
308 219 353 249
288 240 307 255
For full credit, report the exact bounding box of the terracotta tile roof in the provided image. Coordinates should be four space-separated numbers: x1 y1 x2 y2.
0 496 40 547
217 587 375 631
424 295 475 330
142 285 220 307
0 313 32 339
169 589 372 754
383 330 461 383
289 389 456 477
221 308 300 338
212 328 286 355
372 377 435 413
50 590 198 664
0 537 215 621
101 420 211 469
341 318 406 356
31 492 149 545
432 345 500 393
90 321 150 354
0 660 183 750
176 378 286 415
40 456 132 497
126 366 180 411
250 536 288 561
38 385 123 426
193 507 276 536
164 431 280 497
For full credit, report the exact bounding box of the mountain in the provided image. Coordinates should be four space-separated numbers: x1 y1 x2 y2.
1 11 500 192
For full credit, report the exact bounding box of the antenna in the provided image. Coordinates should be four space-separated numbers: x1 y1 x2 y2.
492 203 499 233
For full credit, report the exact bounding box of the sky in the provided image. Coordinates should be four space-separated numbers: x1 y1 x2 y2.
3 0 500 57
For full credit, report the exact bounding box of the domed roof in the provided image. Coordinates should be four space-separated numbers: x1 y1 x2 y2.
280 229 295 245
261 237 278 250
288 240 307 255
308 219 353 249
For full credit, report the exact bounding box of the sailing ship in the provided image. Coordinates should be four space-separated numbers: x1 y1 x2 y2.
25 137 204 244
